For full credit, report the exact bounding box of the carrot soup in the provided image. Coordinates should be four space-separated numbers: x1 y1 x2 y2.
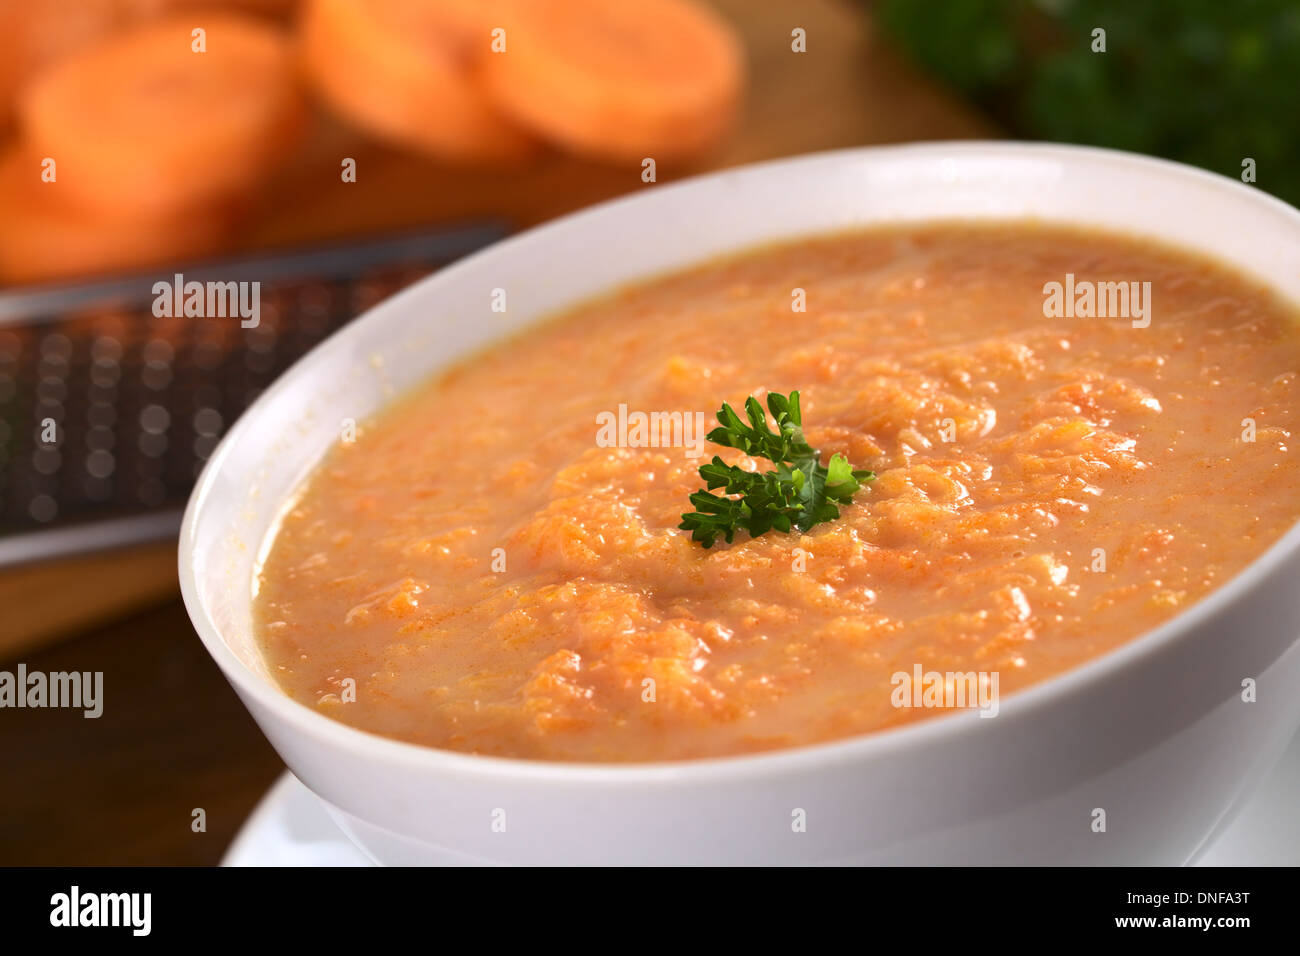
252 223 1300 762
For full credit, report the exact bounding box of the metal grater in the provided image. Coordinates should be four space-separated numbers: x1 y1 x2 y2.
0 223 507 568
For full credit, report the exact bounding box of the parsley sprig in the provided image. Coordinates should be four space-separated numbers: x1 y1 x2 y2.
679 391 874 548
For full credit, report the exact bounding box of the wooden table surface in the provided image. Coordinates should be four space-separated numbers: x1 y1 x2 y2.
0 0 992 865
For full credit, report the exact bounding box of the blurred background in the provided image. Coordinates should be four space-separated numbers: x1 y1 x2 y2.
0 0 1294 863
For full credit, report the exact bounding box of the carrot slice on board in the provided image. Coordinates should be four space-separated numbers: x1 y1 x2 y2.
116 1 300 18
0 149 242 284
481 0 745 162
16 15 307 216
299 0 538 164
0 2 302 130
0 0 121 129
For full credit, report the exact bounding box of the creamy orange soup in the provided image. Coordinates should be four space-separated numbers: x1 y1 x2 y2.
253 224 1300 762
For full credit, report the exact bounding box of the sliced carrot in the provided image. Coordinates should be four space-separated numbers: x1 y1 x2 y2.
0 2 302 131
16 14 307 216
0 0 122 129
481 0 745 162
299 0 538 164
0 149 242 284
116 1 301 18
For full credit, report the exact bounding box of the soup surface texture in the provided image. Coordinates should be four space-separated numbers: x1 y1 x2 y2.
253 224 1300 762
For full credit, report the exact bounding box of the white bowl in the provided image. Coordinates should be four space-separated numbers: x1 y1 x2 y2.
180 142 1300 865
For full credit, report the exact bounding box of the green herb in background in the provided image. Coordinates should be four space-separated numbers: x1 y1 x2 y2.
680 391 874 548
873 0 1300 207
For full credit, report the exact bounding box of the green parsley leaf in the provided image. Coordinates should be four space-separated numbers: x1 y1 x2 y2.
679 390 875 547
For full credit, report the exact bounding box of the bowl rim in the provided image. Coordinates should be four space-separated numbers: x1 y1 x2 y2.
179 139 1300 785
